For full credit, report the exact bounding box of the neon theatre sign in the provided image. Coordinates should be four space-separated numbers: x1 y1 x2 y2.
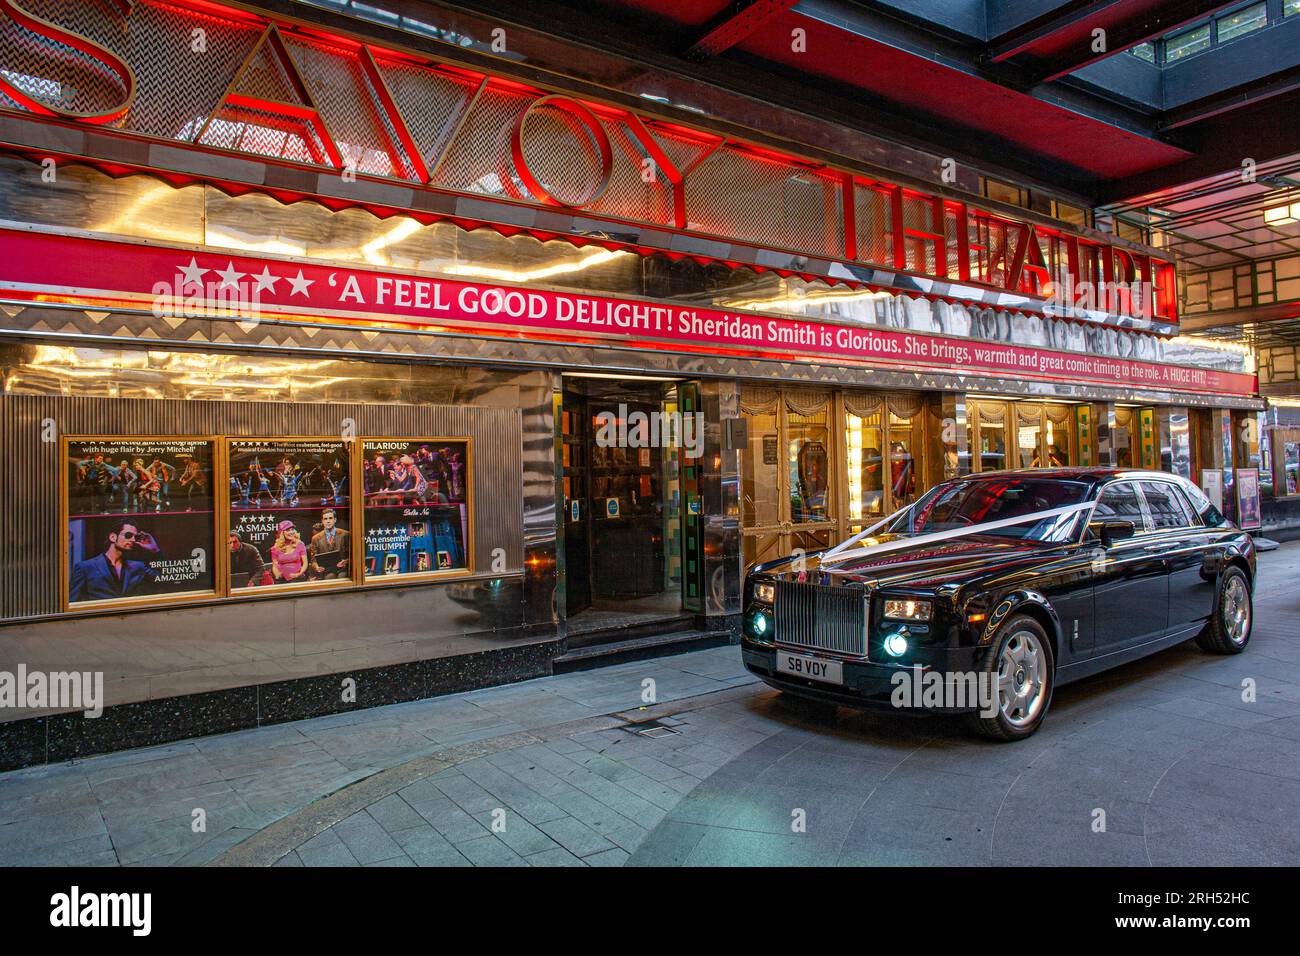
0 0 1177 326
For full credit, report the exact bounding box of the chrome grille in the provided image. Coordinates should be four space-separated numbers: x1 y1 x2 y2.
773 580 868 657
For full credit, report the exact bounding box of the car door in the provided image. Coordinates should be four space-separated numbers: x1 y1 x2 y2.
1090 481 1170 656
1138 479 1214 637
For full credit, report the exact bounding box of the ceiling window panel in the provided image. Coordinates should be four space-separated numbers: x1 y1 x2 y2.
1129 42 1156 63
1217 3 1268 42
1166 24 1211 62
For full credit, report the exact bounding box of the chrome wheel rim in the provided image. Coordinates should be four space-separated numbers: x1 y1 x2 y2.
998 630 1048 728
1222 576 1250 645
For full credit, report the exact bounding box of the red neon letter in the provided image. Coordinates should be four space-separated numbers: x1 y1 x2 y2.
0 0 135 125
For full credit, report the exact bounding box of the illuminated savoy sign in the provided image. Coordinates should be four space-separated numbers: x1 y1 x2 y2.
0 0 1176 324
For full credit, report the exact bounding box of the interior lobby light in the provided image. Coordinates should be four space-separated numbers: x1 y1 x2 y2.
361 218 422 264
1263 203 1300 225
445 247 624 283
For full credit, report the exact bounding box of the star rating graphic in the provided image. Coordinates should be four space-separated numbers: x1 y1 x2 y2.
177 257 207 288
173 258 315 298
286 269 314 297
215 262 245 289
251 266 279 294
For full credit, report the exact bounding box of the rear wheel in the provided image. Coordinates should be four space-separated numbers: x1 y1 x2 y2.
1195 566 1252 655
964 615 1055 741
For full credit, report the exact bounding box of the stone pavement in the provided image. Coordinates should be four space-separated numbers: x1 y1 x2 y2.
0 648 756 866
2 541 1298 867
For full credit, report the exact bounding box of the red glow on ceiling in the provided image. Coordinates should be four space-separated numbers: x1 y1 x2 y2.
158 0 265 25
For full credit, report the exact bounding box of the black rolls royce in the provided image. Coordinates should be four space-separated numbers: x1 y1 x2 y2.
742 469 1256 740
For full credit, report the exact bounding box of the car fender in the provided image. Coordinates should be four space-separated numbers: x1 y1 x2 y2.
1203 537 1253 588
1212 539 1255 606
983 589 1062 662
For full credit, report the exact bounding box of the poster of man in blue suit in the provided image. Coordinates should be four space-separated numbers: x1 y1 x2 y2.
69 520 160 601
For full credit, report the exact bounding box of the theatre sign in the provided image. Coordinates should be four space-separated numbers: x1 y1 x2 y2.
0 227 1256 396
0 0 1177 327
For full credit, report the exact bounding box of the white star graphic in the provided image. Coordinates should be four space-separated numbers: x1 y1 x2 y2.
177 257 208 289
215 262 246 288
251 266 280 294
287 270 314 298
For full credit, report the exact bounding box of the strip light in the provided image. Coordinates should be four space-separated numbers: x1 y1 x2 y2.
1263 203 1300 225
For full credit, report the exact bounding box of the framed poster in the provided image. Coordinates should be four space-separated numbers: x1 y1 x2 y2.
1235 468 1262 531
227 439 353 592
361 439 471 579
64 438 217 609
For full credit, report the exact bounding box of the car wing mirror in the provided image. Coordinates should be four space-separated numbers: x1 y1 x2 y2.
1090 518 1136 547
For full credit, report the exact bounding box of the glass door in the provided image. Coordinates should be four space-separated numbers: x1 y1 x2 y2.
1114 407 1140 467
845 395 886 534
971 400 1078 471
968 400 1009 473
562 378 688 620
843 392 928 534
740 388 837 569
1016 404 1044 468
887 397 925 507
1044 405 1075 466
740 388 782 568
561 389 591 616
787 394 836 560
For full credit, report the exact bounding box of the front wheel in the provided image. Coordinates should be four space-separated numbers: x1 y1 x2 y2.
964 615 1055 741
1195 566 1253 655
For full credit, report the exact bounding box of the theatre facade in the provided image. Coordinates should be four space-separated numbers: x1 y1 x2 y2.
0 0 1269 766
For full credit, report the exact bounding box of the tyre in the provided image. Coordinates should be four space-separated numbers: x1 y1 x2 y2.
964 614 1055 741
1195 566 1253 655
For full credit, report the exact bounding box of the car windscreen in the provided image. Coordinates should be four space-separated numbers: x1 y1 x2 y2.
888 477 1093 542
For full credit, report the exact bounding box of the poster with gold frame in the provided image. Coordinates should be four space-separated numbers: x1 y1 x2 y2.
360 438 472 580
63 437 219 610
226 439 354 593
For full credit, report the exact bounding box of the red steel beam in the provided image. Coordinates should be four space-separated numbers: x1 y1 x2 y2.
686 0 800 60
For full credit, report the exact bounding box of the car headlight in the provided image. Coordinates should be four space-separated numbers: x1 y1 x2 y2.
883 598 932 621
753 582 775 604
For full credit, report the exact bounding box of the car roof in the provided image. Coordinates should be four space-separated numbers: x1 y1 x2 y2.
951 467 1186 484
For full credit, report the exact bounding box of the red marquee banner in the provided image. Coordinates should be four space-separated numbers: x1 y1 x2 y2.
0 227 1255 396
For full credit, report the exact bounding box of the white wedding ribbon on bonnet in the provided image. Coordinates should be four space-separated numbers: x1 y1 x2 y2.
817 500 1098 573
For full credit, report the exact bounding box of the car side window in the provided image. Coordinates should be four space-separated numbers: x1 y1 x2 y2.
1169 484 1203 527
1139 481 1192 531
1181 479 1225 527
1093 481 1147 529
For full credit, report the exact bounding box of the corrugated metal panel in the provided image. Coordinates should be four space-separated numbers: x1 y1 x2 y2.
0 395 522 620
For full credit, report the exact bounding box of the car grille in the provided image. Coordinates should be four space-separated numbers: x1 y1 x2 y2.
773 580 868 657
